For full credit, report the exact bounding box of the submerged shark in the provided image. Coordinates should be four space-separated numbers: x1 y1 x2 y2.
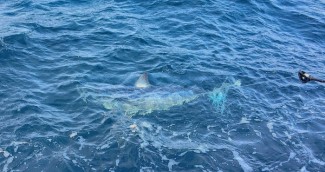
100 73 241 116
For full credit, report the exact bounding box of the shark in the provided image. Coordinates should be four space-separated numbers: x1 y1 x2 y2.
100 73 241 116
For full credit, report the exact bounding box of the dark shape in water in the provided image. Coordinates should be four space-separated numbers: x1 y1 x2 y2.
298 71 325 83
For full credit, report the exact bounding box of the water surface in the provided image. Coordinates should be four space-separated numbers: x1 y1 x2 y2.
1 0 325 171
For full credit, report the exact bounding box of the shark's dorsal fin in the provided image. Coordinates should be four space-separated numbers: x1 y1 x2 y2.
135 72 151 88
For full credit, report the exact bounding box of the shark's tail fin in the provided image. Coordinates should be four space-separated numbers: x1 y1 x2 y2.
209 79 241 114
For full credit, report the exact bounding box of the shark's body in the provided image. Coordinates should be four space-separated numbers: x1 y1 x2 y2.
103 88 199 115
100 73 241 116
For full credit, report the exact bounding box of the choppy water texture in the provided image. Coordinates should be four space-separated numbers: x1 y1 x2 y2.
1 0 325 171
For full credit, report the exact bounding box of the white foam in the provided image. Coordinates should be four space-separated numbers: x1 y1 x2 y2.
156 126 162 134
300 144 325 165
234 80 241 86
70 131 78 138
3 151 10 158
151 140 163 148
160 154 179 171
100 144 110 149
12 141 27 153
12 141 28 145
232 151 253 172
160 154 168 161
35 152 43 159
267 122 277 137
272 133 277 137
77 137 85 150
119 144 126 149
207 125 217 131
300 166 309 172
63 151 70 160
115 159 120 166
199 145 209 153
195 165 204 168
14 147 18 153
140 141 149 148
254 130 262 137
266 122 273 130
262 167 271 171
221 128 227 133
167 159 179 171
141 121 153 131
239 117 250 124
2 156 14 172
140 167 153 172
193 150 201 153
289 152 296 159
101 115 108 124
179 151 188 156
284 131 292 140
187 132 192 142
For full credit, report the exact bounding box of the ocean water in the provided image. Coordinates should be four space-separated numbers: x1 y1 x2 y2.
1 0 325 171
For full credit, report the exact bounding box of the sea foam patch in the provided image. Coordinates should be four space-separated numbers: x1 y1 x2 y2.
239 117 250 124
267 122 277 137
70 131 78 138
0 148 10 158
232 151 253 172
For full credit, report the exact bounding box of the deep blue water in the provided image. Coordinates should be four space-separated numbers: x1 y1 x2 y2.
1 0 325 171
